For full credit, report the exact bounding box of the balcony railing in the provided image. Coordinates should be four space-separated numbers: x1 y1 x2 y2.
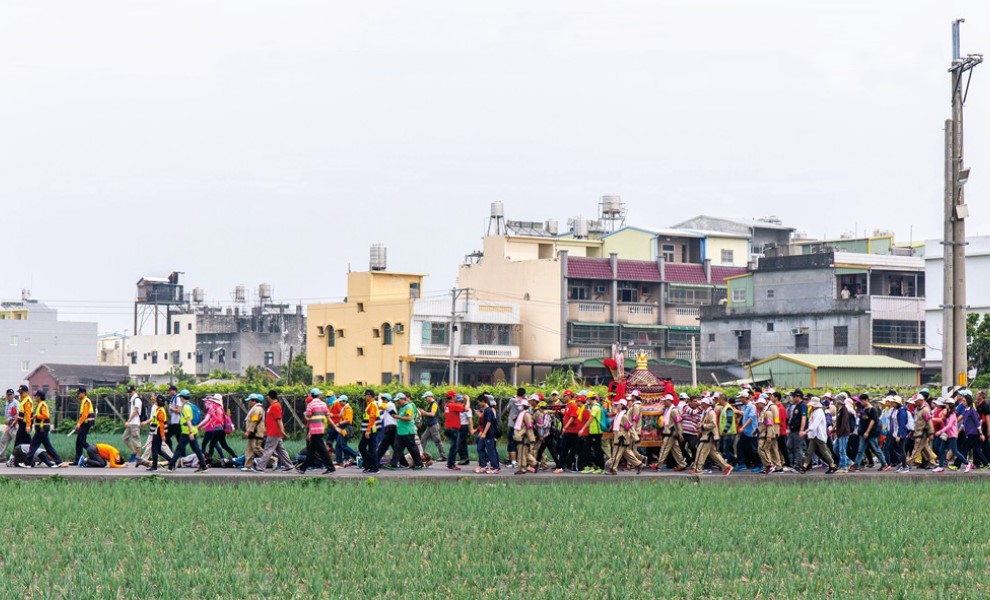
568 301 611 323
617 303 658 325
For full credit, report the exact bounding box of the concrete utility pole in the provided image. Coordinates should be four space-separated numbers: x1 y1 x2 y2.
942 19 982 390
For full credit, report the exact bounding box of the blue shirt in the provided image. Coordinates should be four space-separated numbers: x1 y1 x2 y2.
741 403 758 437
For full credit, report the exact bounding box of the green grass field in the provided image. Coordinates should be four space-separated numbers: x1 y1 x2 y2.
1 478 987 599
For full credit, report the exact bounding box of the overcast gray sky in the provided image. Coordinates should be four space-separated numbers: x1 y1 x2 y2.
2 1 988 334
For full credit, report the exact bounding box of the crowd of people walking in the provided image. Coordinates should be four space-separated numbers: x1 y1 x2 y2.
2 382 988 477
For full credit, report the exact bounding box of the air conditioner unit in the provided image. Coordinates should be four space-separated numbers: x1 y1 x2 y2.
595 285 607 294
791 327 809 335
395 323 405 334
734 331 746 337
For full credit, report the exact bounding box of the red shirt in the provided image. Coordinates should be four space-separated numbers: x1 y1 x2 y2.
563 402 583 434
444 402 465 429
329 400 342 424
265 402 284 438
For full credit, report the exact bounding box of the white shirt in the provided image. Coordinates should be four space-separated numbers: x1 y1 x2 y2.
127 395 142 426
806 407 828 442
381 402 397 428
168 395 183 424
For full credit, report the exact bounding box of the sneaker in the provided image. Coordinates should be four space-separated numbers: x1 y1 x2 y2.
781 466 794 473
486 468 501 474
594 468 605 474
931 467 945 473
147 468 158 472
580 467 594 474
751 467 762 473
848 465 859 472
458 460 470 466
411 465 424 471
949 465 960 471
964 463 973 473
447 465 461 471
382 465 397 471
825 467 837 474
702 469 713 474
980 465 990 471
723 466 733 475
250 466 265 473
195 466 207 473
510 461 518 468
881 465 893 472
688 469 701 475
280 466 294 472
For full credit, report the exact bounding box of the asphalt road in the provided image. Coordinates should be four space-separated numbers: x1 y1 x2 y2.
2 463 986 485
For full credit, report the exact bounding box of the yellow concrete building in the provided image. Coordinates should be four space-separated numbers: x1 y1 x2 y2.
307 270 424 386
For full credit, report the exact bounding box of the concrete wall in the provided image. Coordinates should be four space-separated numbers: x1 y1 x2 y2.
704 312 870 364
0 302 98 386
307 272 420 386
602 229 655 261
704 236 749 267
458 248 563 362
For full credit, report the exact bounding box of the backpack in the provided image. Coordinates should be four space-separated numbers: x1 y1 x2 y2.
598 405 611 431
188 403 202 425
223 415 234 435
488 409 502 438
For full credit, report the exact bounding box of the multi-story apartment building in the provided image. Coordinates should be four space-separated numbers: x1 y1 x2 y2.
0 295 98 386
701 251 926 367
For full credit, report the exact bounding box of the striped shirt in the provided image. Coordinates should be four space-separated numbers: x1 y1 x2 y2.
304 399 330 435
680 406 701 436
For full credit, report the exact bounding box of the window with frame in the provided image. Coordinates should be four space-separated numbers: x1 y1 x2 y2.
382 323 393 346
357 302 365 313
264 351 274 366
568 279 592 301
130 352 137 365
357 347 365 357
151 351 158 364
834 326 849 348
795 333 809 352
767 289 775 299
327 326 336 347
422 321 449 346
381 372 393 384
667 286 711 306
173 322 180 334
462 323 517 346
660 243 676 263
721 249 734 264
667 330 700 349
218 349 226 364
708 333 715 342
731 288 747 303
766 322 774 332
617 281 640 303
568 323 618 345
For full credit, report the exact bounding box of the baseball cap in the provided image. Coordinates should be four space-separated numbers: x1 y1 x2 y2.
127 385 137 393
630 390 641 397
394 393 406 401
339 395 349 402
5 389 14 395
446 390 457 398
381 393 393 401
550 390 560 397
364 389 375 397
178 389 191 398
246 394 262 403
423 391 434 398
168 384 178 391
791 389 804 398
17 385 28 393
310 388 322 397
678 392 689 400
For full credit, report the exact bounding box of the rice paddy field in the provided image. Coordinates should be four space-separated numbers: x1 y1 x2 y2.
1 477 988 599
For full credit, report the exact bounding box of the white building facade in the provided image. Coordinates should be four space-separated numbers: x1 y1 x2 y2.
924 236 990 372
0 299 98 386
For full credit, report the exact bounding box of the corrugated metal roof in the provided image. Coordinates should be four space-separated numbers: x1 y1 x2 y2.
567 258 612 279
832 252 924 271
664 263 706 284
751 354 920 370
616 260 661 282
